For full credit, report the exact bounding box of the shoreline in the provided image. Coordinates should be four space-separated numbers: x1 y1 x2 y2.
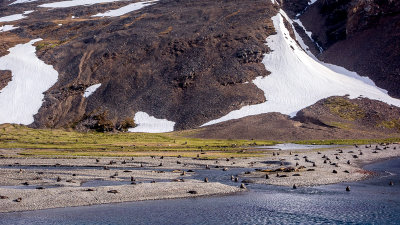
0 143 399 213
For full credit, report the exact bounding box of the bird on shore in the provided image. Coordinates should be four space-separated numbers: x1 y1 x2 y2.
346 186 351 191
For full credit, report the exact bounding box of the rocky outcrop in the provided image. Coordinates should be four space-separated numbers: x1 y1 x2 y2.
0 70 12 91
190 96 400 141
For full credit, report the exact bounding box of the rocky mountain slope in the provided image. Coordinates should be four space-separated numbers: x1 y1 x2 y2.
293 0 400 98
0 0 399 140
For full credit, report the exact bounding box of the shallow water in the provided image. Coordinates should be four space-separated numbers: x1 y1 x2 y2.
256 143 344 150
1 157 399 224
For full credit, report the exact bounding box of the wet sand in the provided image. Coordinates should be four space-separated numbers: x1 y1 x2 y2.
0 143 399 212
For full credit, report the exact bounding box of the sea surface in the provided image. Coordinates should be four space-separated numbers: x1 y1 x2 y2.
1 158 399 225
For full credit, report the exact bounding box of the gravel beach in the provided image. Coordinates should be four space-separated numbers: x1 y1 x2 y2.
0 143 399 213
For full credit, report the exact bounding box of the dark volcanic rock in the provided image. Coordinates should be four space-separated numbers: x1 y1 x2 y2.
0 70 12 91
21 0 279 130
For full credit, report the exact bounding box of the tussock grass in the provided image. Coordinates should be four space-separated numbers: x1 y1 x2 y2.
0 124 277 158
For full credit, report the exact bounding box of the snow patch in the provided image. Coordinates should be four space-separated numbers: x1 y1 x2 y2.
0 10 33 22
282 10 385 92
39 0 126 8
92 0 158 17
308 0 318 5
0 25 18 32
129 112 175 133
202 12 400 127
293 18 323 53
83 83 101 98
0 39 59 125
9 0 38 5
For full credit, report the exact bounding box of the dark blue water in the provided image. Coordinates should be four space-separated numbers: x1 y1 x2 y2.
1 158 399 225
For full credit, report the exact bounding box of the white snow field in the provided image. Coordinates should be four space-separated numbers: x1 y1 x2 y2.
0 10 33 22
9 0 38 5
92 0 157 17
129 112 175 133
0 39 59 125
83 83 101 98
0 25 18 32
202 11 400 126
39 0 126 8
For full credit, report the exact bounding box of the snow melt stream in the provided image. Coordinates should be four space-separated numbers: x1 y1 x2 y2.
92 0 158 17
129 112 175 133
0 39 59 125
202 11 400 126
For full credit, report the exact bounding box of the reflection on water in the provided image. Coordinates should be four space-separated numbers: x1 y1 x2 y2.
1 158 399 225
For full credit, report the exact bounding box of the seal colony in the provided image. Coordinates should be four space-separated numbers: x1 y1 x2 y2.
0 143 399 213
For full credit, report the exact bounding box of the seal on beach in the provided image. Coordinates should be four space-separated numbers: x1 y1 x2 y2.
14 197 22 202
346 186 350 191
57 176 61 182
188 190 198 194
265 174 269 179
293 184 297 189
332 170 338 174
107 190 119 194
